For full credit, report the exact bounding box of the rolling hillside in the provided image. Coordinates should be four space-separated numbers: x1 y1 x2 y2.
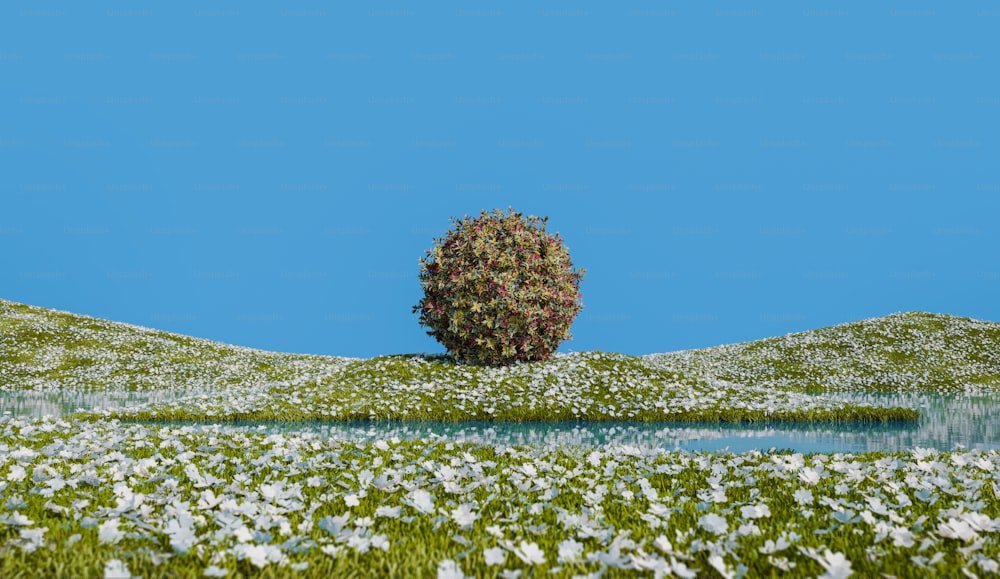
0 298 353 391
642 312 1000 393
0 298 923 423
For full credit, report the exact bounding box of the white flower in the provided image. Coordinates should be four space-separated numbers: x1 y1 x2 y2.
354 516 374 529
375 505 401 518
865 496 889 516
632 551 670 576
7 465 26 482
164 518 198 553
435 465 458 482
19 527 46 553
437 559 468 579
197 489 223 511
347 535 371 554
557 538 584 563
793 488 814 506
203 566 228 577
653 535 673 554
234 544 269 568
231 543 286 568
483 546 506 566
649 503 670 517
799 468 821 485
596 547 630 569
816 550 853 579
344 493 360 507
485 525 504 538
0 511 32 526
759 537 791 554
407 489 435 515
699 513 728 535
451 504 478 528
740 504 771 519
104 559 131 579
513 540 546 565
708 554 736 579
671 560 698 579
964 512 998 533
938 518 979 542
234 525 253 543
890 526 914 548
98 518 125 544
973 457 994 472
134 457 157 477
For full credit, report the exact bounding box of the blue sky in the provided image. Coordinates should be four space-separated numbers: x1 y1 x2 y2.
2 3 998 358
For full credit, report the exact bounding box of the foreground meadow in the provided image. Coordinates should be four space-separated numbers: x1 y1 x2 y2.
3 298 1000 577
2 416 999 578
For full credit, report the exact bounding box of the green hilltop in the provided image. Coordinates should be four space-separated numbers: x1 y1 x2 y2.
642 311 1000 393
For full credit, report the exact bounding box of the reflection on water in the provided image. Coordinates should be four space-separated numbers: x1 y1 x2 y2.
3 390 1000 453
0 389 211 419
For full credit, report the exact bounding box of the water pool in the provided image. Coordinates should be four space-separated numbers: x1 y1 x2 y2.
4 388 999 453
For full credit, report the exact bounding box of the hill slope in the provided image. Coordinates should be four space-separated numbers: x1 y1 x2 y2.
0 298 917 423
0 298 353 391
642 311 1000 393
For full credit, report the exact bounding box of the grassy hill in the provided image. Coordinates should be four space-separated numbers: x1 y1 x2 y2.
0 298 938 423
0 298 354 392
642 311 1000 393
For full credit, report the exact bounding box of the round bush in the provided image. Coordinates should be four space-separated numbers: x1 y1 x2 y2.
412 207 586 366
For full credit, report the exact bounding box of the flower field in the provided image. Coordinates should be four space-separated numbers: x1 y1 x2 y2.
2 417 999 577
2 298 1000 577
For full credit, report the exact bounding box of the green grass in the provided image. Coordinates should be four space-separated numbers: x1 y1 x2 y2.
643 311 1000 394
1 299 923 424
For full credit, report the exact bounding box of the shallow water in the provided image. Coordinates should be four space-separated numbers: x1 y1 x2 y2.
3 389 999 453
0 389 211 419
